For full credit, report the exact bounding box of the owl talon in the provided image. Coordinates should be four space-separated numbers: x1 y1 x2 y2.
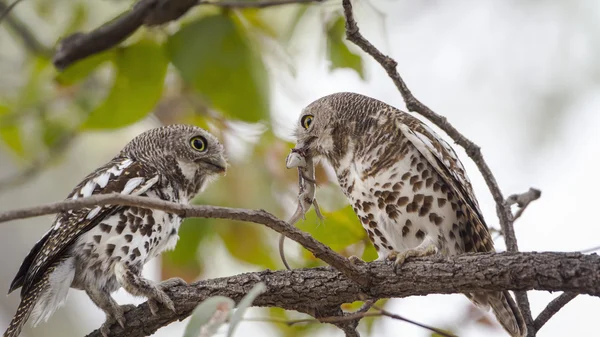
147 287 176 315
158 277 187 289
391 245 438 269
100 304 134 337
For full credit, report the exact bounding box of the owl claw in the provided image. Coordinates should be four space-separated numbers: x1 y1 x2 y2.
159 277 187 289
387 245 438 271
147 286 177 315
100 304 136 337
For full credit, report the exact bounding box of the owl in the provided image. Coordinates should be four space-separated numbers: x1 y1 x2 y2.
287 92 526 337
5 125 226 337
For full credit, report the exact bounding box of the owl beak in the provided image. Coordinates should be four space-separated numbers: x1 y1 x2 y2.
202 156 227 174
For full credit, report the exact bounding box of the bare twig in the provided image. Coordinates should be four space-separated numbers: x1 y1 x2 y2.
53 0 323 70
0 193 369 287
246 306 456 337
0 0 24 24
198 0 320 8
581 245 600 253
0 1 50 56
340 0 539 334
373 305 456 337
533 292 578 333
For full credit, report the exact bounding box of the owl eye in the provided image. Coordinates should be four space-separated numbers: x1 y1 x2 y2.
190 136 207 152
301 115 314 130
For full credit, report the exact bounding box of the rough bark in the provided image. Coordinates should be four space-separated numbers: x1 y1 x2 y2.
85 252 600 337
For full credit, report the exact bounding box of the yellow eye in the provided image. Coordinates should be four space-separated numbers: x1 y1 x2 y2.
190 136 207 152
301 115 314 129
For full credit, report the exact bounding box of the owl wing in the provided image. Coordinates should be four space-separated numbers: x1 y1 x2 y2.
9 156 160 295
397 114 494 253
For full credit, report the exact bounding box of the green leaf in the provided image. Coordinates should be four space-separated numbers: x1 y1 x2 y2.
166 14 269 123
82 40 168 129
326 16 364 79
296 205 364 251
0 106 24 156
54 50 113 86
183 296 235 337
227 282 266 337
361 239 378 261
217 222 276 269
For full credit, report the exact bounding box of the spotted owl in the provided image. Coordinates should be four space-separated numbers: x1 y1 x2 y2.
288 92 526 337
4 124 227 337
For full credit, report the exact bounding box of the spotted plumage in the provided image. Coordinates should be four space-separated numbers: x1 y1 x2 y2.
289 92 526 337
5 125 227 337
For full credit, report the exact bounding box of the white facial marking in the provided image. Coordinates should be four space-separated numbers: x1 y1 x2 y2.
177 160 198 182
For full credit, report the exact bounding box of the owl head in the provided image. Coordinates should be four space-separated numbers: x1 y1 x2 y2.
291 92 388 166
122 124 227 193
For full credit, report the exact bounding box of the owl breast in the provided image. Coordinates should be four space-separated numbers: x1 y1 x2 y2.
70 187 183 292
337 143 469 260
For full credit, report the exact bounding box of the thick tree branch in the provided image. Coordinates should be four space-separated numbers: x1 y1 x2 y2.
79 252 600 337
53 0 322 70
0 193 369 287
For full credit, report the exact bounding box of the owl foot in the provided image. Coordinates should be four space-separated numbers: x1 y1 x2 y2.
99 304 135 337
387 245 438 269
146 278 186 315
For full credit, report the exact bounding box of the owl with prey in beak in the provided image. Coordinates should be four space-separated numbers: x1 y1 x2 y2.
287 92 526 337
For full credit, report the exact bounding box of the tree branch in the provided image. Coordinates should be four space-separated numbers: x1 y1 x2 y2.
0 1 51 57
79 252 600 337
0 193 369 287
533 292 578 333
53 0 322 70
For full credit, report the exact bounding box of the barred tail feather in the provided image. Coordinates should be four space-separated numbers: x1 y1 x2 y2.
4 258 75 337
488 291 527 337
3 289 40 337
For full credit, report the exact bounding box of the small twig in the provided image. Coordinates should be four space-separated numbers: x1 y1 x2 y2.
53 0 323 70
506 188 541 221
533 292 577 333
0 0 24 24
198 0 319 8
248 302 454 337
0 1 50 56
372 305 456 337
0 193 369 287
580 245 600 254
